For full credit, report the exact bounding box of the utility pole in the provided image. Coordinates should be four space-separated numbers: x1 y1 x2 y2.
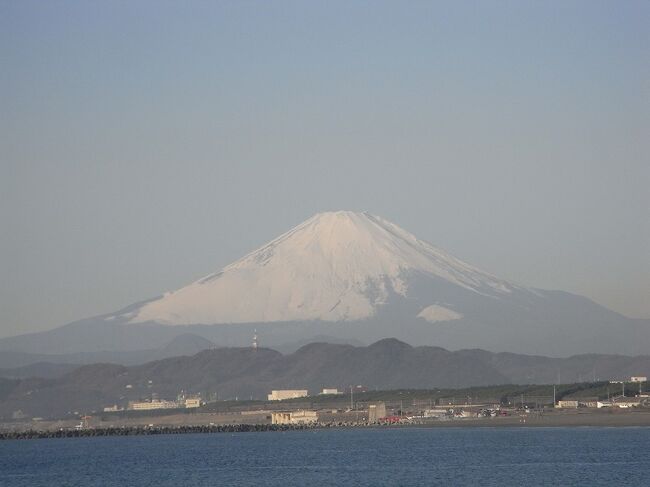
350 386 353 411
553 385 556 406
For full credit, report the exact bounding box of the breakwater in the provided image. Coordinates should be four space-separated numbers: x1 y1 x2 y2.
0 422 367 440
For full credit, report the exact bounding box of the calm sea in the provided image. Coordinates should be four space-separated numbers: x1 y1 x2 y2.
1 427 649 486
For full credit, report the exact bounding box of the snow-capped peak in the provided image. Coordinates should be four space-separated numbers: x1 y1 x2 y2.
129 211 517 325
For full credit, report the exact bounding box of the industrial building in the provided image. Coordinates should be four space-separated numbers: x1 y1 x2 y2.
267 389 309 401
184 397 202 408
271 410 318 424
556 400 579 408
125 394 203 411
128 399 179 411
613 397 643 408
423 409 451 418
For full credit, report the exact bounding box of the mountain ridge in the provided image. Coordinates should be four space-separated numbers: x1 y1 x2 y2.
1 338 649 419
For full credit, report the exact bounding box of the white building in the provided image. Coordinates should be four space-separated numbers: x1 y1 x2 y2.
424 408 451 418
630 376 647 383
103 405 123 412
320 388 342 395
267 390 309 401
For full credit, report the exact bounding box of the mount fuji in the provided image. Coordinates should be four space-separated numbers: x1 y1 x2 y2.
1 211 648 359
130 211 520 325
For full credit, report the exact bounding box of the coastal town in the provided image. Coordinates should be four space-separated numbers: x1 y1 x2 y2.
2 376 649 439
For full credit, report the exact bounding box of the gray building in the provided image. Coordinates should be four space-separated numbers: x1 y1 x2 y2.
368 402 387 422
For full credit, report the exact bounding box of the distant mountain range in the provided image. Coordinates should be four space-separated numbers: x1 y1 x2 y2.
1 338 649 420
1 211 648 362
0 333 217 370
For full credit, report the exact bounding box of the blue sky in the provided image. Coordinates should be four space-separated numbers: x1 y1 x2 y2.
1 1 648 337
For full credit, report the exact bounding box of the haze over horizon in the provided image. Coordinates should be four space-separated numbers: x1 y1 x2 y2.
2 1 649 338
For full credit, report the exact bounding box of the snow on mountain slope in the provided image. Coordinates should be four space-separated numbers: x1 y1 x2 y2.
129 211 522 325
417 305 464 323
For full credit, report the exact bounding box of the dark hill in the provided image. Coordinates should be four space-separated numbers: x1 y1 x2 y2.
1 339 649 419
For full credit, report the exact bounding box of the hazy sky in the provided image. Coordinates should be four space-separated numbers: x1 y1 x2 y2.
1 1 648 338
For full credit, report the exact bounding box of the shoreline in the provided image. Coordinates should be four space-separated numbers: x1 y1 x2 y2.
3 411 650 440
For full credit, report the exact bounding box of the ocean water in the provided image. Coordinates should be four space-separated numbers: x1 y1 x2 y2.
1 427 649 486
